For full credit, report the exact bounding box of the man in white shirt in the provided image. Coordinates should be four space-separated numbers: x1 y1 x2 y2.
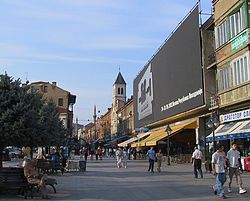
192 147 203 178
226 142 247 194
212 143 227 199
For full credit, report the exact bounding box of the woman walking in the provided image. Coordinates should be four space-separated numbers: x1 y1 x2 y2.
123 148 128 168
156 149 163 172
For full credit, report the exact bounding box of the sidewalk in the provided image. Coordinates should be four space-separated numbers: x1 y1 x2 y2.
1 158 250 201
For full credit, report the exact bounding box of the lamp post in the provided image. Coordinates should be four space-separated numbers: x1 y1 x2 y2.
165 125 172 166
118 113 123 136
206 113 220 152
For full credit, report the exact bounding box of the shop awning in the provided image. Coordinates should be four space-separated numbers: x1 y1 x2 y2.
227 120 250 139
206 121 242 142
131 120 198 147
131 130 162 147
118 132 151 147
146 129 167 146
104 135 129 148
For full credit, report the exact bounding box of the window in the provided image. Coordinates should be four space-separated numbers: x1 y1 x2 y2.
218 52 249 92
44 85 48 93
121 88 124 95
31 86 40 93
118 88 120 95
232 52 249 86
215 20 229 48
58 98 63 106
229 7 246 39
215 5 246 48
218 64 231 91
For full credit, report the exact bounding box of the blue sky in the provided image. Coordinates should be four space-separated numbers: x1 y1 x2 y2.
0 0 212 123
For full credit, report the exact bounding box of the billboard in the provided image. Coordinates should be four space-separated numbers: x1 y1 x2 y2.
134 6 204 128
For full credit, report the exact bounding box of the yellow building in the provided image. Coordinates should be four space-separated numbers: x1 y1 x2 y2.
29 81 76 138
96 109 111 142
211 0 250 155
116 96 134 137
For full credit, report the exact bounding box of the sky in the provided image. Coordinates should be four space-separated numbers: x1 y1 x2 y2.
0 0 212 124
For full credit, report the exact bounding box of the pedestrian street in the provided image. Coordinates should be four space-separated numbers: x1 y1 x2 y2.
1 159 250 201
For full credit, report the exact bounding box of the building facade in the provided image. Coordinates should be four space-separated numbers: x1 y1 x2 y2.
210 0 250 155
29 81 76 138
96 108 111 142
117 96 134 137
130 5 216 159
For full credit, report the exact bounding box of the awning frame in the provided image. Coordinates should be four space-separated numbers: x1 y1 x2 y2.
131 120 197 147
117 132 151 147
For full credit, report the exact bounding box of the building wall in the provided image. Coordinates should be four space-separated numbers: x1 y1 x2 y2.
96 109 111 140
213 0 244 24
113 83 126 103
29 81 76 138
30 82 69 110
213 0 250 109
201 16 217 109
117 98 134 136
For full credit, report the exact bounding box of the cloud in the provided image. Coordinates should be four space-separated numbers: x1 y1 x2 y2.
1 53 145 65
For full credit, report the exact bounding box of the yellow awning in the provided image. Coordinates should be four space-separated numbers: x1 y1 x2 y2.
146 130 168 146
131 131 160 147
131 120 197 147
118 132 151 147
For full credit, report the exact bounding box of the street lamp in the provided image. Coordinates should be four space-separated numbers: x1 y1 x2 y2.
118 113 123 136
165 125 172 166
206 113 220 152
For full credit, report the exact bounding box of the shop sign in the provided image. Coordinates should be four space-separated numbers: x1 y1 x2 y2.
135 127 149 133
231 30 248 52
220 108 250 123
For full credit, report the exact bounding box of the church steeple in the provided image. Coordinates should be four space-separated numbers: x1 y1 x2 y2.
113 72 126 103
114 72 126 85
111 71 127 136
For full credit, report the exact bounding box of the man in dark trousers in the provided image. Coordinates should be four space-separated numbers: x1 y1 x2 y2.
147 147 156 173
192 146 203 179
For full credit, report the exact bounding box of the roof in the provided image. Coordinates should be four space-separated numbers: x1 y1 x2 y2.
30 81 72 95
114 72 126 85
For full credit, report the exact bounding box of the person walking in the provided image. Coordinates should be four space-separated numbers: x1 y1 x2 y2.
147 147 156 173
192 147 203 178
116 148 123 168
156 149 163 172
123 148 128 168
211 143 227 199
226 142 247 194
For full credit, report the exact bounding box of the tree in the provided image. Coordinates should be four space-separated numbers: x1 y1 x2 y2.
39 101 66 147
0 74 66 167
0 74 26 167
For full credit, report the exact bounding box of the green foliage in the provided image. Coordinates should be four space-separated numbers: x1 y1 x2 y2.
39 101 66 146
0 73 66 149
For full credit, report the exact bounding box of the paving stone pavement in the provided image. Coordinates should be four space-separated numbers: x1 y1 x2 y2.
1 158 250 201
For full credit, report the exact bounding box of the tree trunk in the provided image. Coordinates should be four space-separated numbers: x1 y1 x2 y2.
30 146 33 159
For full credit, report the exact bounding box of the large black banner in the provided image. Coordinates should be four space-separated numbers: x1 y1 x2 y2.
134 6 204 128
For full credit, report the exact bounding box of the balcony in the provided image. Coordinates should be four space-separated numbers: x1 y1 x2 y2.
207 52 216 67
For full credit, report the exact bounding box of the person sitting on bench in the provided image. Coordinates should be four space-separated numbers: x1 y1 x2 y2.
23 158 49 199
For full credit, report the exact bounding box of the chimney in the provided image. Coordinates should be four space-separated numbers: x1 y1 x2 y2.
52 82 57 86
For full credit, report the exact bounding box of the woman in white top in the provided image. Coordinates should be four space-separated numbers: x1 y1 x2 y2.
123 148 128 168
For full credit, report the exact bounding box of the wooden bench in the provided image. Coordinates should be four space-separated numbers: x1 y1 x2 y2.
0 167 30 199
36 159 54 174
37 159 64 175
